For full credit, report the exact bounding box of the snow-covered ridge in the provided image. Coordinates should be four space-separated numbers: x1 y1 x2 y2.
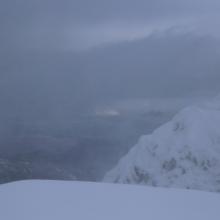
0 180 220 220
104 96 220 192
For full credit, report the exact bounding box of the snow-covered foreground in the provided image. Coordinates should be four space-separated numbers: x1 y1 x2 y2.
0 180 220 220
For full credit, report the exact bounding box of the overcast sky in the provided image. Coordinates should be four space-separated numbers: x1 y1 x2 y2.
1 0 220 120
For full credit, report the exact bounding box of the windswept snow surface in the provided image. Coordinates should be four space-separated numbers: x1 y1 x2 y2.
104 96 220 192
0 180 220 220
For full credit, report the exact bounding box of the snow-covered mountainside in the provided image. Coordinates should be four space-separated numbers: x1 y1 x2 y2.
0 180 220 220
104 96 220 192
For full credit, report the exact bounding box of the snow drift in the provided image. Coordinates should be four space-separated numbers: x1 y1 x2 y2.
104 96 220 192
0 180 220 220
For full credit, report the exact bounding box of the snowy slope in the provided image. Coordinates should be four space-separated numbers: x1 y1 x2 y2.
104 96 220 192
0 180 220 220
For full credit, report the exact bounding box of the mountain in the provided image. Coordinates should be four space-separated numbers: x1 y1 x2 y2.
0 180 220 220
103 96 220 192
0 109 172 183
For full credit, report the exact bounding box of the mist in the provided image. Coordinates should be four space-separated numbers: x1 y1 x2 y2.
1 0 220 182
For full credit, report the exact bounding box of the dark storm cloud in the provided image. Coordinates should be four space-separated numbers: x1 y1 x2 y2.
1 0 220 121
1 0 220 50
79 31 220 101
1 31 220 120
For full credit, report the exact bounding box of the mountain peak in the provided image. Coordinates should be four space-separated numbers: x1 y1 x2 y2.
103 97 220 192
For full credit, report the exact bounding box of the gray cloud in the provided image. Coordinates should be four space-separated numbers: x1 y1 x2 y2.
1 0 220 50
1 0 220 121
1 31 220 120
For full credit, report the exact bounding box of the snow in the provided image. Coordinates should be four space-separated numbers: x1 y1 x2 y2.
104 96 220 192
0 180 220 220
